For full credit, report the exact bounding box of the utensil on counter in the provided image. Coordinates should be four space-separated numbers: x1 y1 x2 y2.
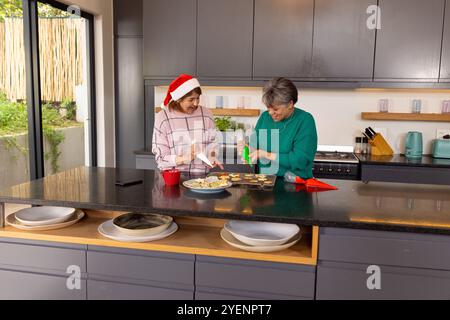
362 132 371 141
112 213 173 237
432 135 450 159
7 209 85 231
365 129 374 140
405 131 423 158
242 145 252 165
98 220 178 242
196 152 214 168
363 127 394 156
14 206 76 226
284 171 338 191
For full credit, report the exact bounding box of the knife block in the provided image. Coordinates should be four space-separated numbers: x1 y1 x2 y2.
369 134 394 156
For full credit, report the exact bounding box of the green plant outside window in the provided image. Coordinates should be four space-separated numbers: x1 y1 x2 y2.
0 91 81 173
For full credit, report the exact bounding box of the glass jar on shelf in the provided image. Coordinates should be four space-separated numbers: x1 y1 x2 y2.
442 100 450 114
379 99 389 113
412 99 422 114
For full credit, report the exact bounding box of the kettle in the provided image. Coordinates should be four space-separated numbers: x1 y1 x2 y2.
405 131 423 158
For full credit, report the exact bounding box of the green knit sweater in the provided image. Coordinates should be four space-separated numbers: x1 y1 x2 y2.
250 108 318 179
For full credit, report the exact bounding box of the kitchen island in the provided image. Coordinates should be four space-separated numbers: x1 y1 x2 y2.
1 166 450 300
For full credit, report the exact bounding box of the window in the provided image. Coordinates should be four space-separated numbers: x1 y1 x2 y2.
38 2 91 175
0 0 30 190
0 0 96 189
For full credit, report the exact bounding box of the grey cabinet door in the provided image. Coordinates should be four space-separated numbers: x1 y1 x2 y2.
114 0 143 36
196 256 315 299
143 0 197 77
374 0 445 81
441 0 450 81
319 227 450 271
253 0 314 79
311 0 376 80
360 164 450 185
87 246 195 299
317 261 450 300
88 280 193 300
116 37 145 169
0 269 86 300
88 246 194 284
195 289 310 300
197 0 253 78
0 238 86 273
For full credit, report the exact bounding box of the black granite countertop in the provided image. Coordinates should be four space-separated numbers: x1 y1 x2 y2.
1 167 450 235
356 154 450 168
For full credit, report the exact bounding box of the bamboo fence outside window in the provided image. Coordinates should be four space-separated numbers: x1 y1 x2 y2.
0 17 85 103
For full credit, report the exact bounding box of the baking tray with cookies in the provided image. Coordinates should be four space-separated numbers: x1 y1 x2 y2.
207 172 277 190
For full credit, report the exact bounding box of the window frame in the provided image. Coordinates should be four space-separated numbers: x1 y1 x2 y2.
22 0 97 180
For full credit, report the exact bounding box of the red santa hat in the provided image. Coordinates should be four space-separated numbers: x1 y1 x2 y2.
163 74 201 107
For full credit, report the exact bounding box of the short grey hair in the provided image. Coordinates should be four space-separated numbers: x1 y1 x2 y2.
262 77 298 107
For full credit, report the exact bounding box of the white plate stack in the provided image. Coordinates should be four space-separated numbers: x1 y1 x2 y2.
221 220 301 253
7 206 83 231
98 213 178 243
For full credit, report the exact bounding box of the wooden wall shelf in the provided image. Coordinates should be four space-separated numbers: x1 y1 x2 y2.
0 210 318 266
362 112 450 122
155 107 261 117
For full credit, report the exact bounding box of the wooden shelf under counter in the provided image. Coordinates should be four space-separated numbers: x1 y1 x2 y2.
155 107 261 117
0 210 318 266
362 112 450 122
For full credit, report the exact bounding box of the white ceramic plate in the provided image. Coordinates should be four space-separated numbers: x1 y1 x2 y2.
98 220 178 242
6 210 85 231
15 206 76 226
183 179 232 194
220 228 301 253
224 220 300 246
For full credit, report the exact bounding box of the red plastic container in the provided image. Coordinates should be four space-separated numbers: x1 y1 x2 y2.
162 169 181 186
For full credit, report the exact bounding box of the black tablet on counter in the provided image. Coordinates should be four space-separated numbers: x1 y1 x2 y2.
115 170 144 187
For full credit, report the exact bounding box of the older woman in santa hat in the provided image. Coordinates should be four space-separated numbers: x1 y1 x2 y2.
152 74 223 174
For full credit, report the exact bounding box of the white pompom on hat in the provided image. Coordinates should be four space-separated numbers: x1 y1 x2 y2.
163 74 201 107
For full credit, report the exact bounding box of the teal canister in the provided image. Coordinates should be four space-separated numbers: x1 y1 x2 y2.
405 131 423 158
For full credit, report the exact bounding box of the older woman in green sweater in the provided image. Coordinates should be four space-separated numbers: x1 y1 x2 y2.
246 77 318 179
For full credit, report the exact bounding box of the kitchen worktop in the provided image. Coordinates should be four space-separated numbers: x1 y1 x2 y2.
1 166 450 235
356 154 450 168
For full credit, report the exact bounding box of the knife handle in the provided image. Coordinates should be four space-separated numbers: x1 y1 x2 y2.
362 132 372 141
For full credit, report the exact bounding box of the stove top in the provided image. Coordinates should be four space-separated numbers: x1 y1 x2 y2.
314 145 359 164
314 151 359 164
313 145 360 180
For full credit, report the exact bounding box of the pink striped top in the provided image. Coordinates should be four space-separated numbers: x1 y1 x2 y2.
152 106 218 174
